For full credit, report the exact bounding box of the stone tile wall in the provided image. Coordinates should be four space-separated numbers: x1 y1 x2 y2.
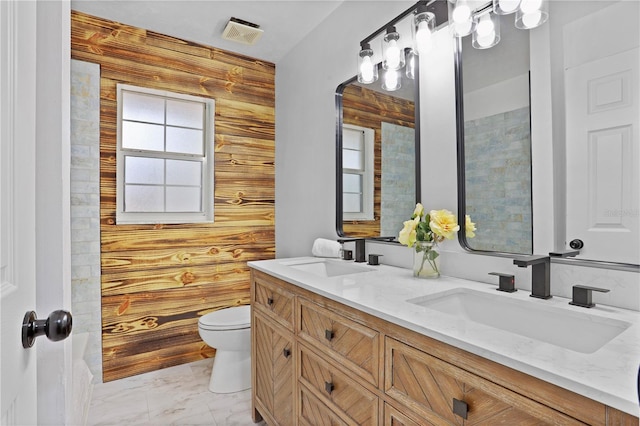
70 59 102 382
381 122 416 237
464 106 532 254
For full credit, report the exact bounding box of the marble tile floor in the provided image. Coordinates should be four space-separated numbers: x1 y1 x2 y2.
87 358 267 426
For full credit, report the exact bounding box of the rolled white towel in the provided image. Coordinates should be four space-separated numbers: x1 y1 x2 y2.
311 238 342 258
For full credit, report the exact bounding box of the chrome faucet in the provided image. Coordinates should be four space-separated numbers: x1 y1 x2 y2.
513 255 552 299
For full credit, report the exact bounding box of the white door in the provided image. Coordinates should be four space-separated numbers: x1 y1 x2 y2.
0 1 38 425
565 2 640 265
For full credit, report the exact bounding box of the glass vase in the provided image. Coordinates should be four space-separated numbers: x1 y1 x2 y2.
413 241 440 279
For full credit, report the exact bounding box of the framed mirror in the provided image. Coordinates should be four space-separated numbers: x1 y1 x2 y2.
336 58 421 239
455 13 533 255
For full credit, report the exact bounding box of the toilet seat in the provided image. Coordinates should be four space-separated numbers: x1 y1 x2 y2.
198 305 251 331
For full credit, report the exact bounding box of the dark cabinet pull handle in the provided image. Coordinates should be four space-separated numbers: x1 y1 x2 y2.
283 348 291 358
325 329 334 341
267 297 274 306
22 310 73 349
324 381 334 395
452 398 468 419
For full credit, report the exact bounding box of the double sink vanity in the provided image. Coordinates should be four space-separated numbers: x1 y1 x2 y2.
249 257 639 425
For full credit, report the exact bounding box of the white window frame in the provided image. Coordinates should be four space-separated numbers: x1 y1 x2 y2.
343 124 374 221
115 84 215 224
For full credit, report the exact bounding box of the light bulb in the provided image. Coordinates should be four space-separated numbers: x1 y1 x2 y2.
383 69 400 91
415 20 433 53
520 0 542 13
495 0 520 14
359 56 374 83
476 18 494 36
385 39 401 69
476 32 496 47
452 3 471 23
522 10 541 28
453 20 473 36
473 11 500 49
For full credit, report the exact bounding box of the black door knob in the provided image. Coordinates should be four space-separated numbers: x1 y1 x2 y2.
569 239 584 249
22 310 72 349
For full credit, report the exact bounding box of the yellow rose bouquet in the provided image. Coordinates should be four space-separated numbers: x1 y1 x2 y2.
398 203 476 278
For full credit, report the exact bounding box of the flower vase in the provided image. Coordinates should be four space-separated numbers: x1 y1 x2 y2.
413 241 440 279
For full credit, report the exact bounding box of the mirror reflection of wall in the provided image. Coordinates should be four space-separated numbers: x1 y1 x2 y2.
339 79 417 238
559 1 639 265
461 14 533 254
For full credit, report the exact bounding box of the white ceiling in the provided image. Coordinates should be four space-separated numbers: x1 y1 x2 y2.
70 0 345 63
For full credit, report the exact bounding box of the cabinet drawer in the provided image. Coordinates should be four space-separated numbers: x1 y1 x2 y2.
385 338 585 426
299 345 378 426
299 384 348 426
253 271 295 331
298 298 379 386
384 403 433 426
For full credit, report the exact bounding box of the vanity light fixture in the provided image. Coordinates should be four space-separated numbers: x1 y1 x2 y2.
357 42 379 84
413 4 436 54
382 26 405 70
472 10 500 49
450 0 549 50
354 0 447 91
448 0 475 37
515 0 548 29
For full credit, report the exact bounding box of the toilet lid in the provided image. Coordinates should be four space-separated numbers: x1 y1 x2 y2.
198 305 251 330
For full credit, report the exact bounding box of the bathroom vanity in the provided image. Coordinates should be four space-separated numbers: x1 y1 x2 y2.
249 258 639 425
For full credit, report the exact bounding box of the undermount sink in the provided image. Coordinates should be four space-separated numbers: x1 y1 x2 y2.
407 288 631 354
285 259 372 278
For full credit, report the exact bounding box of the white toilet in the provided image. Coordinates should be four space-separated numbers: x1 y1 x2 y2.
198 305 251 393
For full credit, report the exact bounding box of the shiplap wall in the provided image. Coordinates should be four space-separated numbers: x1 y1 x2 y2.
71 11 275 382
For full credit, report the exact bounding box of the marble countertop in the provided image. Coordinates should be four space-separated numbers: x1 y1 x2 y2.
248 257 640 416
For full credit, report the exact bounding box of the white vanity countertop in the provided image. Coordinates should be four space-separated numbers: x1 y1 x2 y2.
248 257 640 416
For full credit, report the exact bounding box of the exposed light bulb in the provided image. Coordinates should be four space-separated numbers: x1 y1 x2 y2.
415 20 433 53
476 32 496 47
521 10 542 28
452 3 471 23
453 20 473 36
359 56 375 83
385 39 401 69
383 69 401 91
473 11 500 49
476 17 495 36
520 0 542 13
495 0 520 14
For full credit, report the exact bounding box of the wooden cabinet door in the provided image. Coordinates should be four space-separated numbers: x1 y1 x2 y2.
385 338 585 426
254 313 295 426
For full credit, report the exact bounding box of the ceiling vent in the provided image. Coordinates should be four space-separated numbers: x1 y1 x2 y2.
222 17 264 46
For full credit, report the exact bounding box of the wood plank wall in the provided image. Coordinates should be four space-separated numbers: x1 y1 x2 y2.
70 11 276 382
341 85 415 238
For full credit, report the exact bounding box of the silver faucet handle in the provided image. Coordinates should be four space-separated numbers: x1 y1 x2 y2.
569 285 610 308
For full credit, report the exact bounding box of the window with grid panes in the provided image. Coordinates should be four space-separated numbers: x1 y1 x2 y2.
343 124 374 221
116 84 215 224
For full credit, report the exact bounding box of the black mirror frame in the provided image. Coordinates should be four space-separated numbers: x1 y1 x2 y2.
336 58 422 238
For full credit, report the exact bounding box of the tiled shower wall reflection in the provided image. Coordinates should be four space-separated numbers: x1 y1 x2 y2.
464 107 532 254
71 59 102 382
381 122 416 237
